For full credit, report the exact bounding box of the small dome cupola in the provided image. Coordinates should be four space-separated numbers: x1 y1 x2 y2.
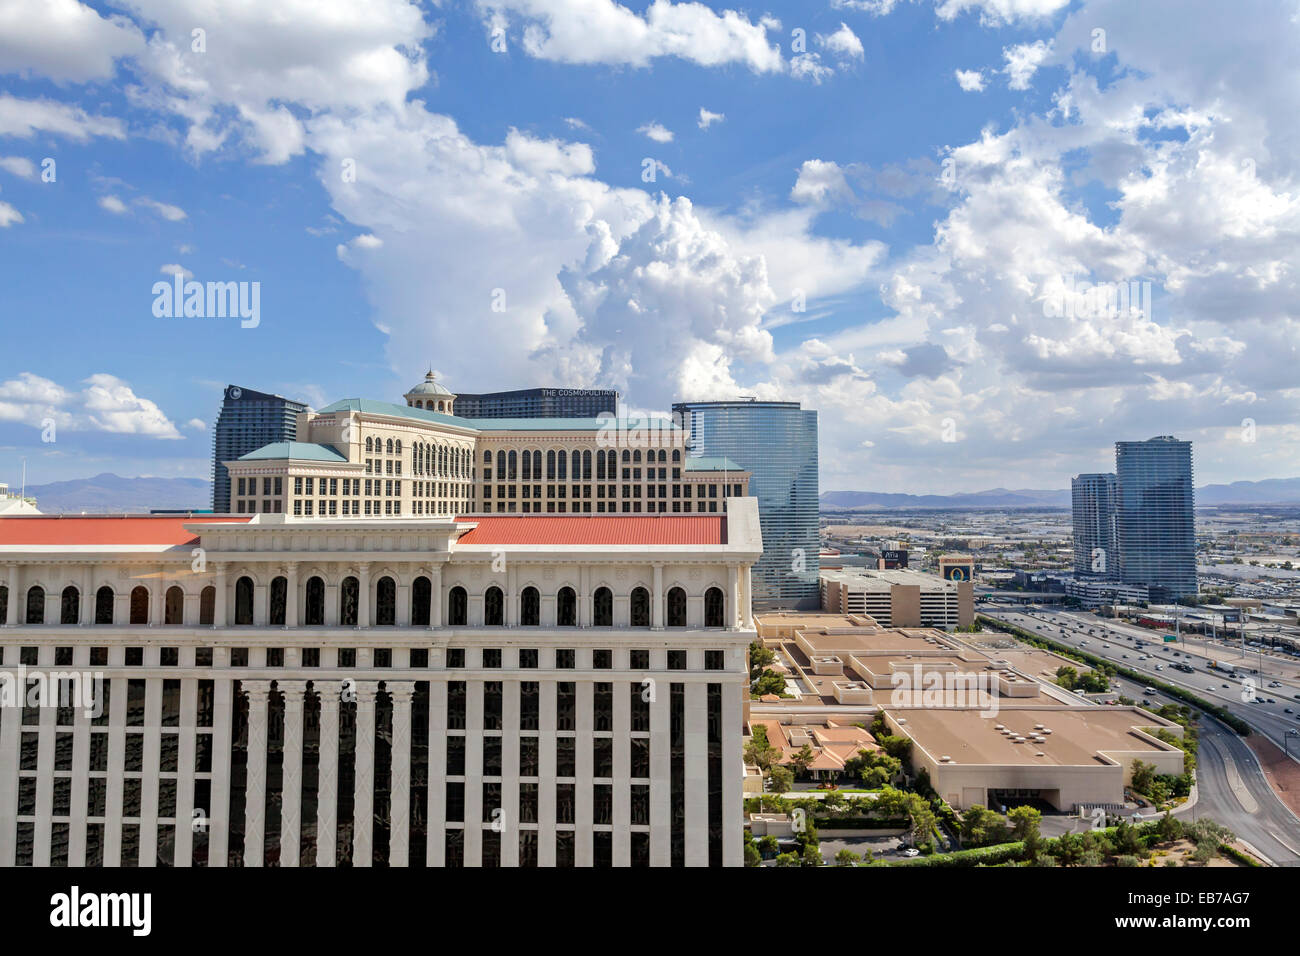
404 370 456 413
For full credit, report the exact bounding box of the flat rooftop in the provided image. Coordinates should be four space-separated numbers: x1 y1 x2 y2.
797 627 955 656
886 706 1182 767
755 612 875 630
820 567 962 591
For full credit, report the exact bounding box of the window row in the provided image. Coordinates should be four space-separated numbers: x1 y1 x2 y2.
0 581 731 628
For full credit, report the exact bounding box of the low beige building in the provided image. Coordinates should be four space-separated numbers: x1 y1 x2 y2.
880 706 1186 812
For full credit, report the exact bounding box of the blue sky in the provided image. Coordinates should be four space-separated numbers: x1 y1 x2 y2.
1 0 1298 494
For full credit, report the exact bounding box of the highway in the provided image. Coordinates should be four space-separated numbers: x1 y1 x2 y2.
978 604 1300 865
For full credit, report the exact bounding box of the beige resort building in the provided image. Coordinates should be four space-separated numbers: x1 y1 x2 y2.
224 373 750 520
0 499 762 867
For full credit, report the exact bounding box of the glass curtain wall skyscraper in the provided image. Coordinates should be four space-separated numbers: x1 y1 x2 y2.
671 399 819 609
211 385 307 513
1115 436 1197 600
1071 473 1118 578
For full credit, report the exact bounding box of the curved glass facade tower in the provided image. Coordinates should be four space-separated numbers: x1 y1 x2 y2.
1115 436 1197 600
671 400 819 609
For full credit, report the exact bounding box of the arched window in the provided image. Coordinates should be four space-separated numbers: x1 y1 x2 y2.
556 586 576 626
386 438 394 454
483 450 491 463
532 450 541 479
672 449 681 462
304 577 325 626
667 587 687 627
340 576 359 626
630 587 650 627
484 586 504 626
593 587 613 626
60 585 80 625
129 585 149 625
269 576 288 626
570 450 580 480
234 577 254 625
165 586 185 625
508 450 517 480
557 450 567 480
366 437 373 452
546 450 556 480
658 449 667 463
582 450 591 479
411 576 431 626
394 439 402 455
621 450 630 463
199 586 215 626
94 586 114 624
375 576 396 626
633 449 641 464
705 587 725 627
26 585 45 624
522 449 532 480
520 586 539 626
448 586 467 626
596 452 606 480
497 450 506 476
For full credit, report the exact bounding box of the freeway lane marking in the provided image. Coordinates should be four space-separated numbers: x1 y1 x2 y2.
1220 746 1260 814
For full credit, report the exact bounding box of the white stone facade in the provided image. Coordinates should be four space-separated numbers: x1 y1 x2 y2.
0 502 760 867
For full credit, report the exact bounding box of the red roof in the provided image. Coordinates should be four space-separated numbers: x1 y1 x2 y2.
0 515 250 547
454 514 726 545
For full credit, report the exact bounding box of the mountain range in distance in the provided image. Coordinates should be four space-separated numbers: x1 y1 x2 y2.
822 477 1300 510
22 473 211 514
12 472 1300 514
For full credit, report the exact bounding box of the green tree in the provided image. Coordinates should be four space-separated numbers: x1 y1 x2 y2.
744 727 781 772
834 848 861 867
748 641 776 680
789 743 817 778
767 765 794 794
753 670 787 697
773 852 799 867
960 805 1011 847
1008 805 1042 859
800 843 823 867
744 842 761 867
1131 759 1157 795
1055 665 1079 690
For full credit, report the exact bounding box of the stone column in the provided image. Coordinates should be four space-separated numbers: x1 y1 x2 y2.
429 566 442 627
213 563 228 627
357 564 371 628
741 567 754 629
316 684 340 867
729 565 741 630
242 680 273 867
279 680 308 867
352 682 378 866
578 565 590 627
81 566 94 625
388 681 417 867
4 565 20 627
652 563 664 629
209 678 234 866
285 563 299 628
396 580 411 627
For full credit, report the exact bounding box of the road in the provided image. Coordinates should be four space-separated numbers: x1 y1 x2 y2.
978 604 1300 865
